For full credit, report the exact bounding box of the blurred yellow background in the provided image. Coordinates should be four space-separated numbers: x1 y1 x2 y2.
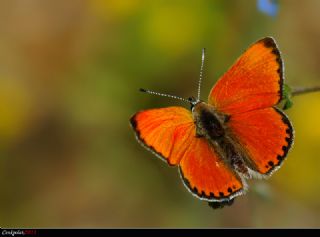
0 0 319 227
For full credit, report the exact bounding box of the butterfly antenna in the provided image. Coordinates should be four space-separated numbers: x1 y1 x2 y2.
197 48 206 101
139 88 190 103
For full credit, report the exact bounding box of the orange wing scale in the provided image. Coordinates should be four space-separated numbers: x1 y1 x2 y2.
130 106 244 201
228 107 293 175
208 37 283 115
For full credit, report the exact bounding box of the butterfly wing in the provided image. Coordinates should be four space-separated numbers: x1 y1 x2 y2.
179 134 244 201
130 106 244 201
228 107 293 175
208 37 282 115
130 106 194 165
208 37 293 176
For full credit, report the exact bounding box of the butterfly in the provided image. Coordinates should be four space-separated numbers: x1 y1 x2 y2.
130 37 294 208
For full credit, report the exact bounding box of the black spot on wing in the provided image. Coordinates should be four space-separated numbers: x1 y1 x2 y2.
268 161 274 167
265 107 294 175
261 37 276 48
130 114 138 130
282 145 288 152
259 37 284 103
129 113 171 165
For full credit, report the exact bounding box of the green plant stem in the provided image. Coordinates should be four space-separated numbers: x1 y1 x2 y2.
292 86 320 96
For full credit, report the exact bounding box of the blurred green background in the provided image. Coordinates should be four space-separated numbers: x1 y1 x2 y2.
0 0 319 228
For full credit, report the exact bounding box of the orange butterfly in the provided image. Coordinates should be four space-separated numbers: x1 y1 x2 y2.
130 37 294 208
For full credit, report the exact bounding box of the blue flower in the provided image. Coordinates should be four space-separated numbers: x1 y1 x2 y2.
257 0 279 17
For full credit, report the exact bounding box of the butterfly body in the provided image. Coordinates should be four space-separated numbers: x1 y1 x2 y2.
130 37 294 206
192 101 250 178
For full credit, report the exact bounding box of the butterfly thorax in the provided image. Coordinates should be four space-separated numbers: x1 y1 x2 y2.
192 102 250 178
192 102 228 139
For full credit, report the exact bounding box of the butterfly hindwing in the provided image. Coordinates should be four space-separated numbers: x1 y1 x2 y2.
228 107 293 175
208 37 283 114
179 134 244 201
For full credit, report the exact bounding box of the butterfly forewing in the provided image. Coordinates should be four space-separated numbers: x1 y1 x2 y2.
208 37 283 115
130 106 194 165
